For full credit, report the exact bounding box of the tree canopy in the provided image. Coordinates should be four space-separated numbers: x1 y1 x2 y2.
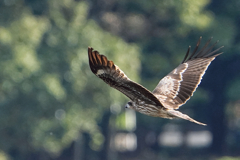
0 0 240 160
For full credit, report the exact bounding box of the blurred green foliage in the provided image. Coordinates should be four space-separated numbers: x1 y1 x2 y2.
218 157 240 160
0 0 140 158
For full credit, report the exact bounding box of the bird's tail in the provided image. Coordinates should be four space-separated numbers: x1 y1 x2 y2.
167 110 206 126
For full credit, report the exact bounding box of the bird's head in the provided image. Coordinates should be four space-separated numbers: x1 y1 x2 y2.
125 101 135 109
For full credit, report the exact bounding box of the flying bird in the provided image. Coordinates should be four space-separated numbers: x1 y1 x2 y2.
88 37 223 125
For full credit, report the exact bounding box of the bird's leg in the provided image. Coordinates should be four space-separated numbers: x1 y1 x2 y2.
167 109 207 126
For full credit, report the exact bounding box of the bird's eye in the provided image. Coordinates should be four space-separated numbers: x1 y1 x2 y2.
128 102 133 106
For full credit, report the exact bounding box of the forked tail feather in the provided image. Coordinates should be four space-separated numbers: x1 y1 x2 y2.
167 110 207 126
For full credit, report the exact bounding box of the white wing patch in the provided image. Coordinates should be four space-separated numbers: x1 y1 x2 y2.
173 63 188 98
157 63 188 97
157 76 175 95
96 69 105 76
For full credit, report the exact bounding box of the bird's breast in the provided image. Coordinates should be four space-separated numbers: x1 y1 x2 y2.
135 103 160 117
134 103 172 119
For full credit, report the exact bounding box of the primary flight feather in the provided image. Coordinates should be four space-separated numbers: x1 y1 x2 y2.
88 37 223 125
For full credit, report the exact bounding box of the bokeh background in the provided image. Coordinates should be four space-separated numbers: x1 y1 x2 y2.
0 0 240 160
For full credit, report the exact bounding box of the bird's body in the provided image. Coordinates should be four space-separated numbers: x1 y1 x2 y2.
88 37 223 125
125 100 206 125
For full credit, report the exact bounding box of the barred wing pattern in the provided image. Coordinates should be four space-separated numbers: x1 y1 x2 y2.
88 47 163 106
152 37 223 109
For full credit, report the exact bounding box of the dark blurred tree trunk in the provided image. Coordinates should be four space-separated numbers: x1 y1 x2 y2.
203 55 240 154
74 133 84 160
81 133 91 160
99 110 111 160
203 57 227 154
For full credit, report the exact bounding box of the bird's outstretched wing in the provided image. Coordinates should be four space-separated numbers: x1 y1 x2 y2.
152 37 223 109
88 47 163 106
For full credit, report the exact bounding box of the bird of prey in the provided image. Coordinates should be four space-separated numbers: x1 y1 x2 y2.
88 37 223 125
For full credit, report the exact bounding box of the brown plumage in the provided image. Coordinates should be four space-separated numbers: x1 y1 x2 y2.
88 37 223 125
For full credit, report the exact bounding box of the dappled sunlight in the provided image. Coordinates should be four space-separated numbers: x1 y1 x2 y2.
158 124 183 147
0 150 10 160
42 74 66 101
125 109 136 131
158 124 212 148
186 131 212 147
113 133 137 152
11 12 49 47
173 0 214 35
0 27 12 44
89 132 105 151
180 0 213 29
14 45 41 73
